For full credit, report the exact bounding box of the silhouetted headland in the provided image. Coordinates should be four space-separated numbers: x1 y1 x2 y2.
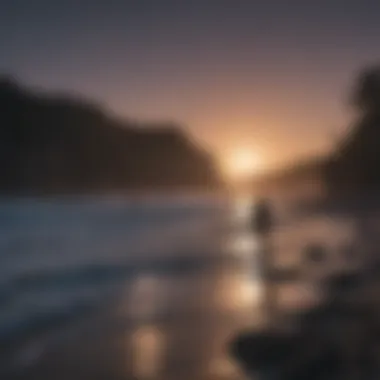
0 76 222 195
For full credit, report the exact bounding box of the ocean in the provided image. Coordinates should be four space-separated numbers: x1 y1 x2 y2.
0 197 232 342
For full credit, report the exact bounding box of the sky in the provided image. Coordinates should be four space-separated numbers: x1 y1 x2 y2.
1 0 380 173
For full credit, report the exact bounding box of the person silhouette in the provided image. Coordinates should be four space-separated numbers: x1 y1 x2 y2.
250 198 277 320
250 198 273 235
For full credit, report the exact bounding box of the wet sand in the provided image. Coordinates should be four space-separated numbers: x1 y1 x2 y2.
5 251 321 377
3 203 352 380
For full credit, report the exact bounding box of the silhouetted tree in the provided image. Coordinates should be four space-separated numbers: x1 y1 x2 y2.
353 66 380 115
325 65 380 191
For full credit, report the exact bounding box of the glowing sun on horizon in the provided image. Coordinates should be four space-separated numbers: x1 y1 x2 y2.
223 149 262 181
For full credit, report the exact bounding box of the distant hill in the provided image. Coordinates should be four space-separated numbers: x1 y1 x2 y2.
252 157 327 198
0 76 222 195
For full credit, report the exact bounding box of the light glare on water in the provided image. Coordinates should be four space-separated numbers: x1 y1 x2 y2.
132 325 165 379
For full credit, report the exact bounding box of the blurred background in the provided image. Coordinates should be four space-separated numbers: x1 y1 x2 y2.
2 1 380 379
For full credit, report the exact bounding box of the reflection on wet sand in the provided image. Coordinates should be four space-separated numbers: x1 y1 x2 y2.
132 325 165 379
213 270 262 313
11 196 305 380
124 196 263 380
